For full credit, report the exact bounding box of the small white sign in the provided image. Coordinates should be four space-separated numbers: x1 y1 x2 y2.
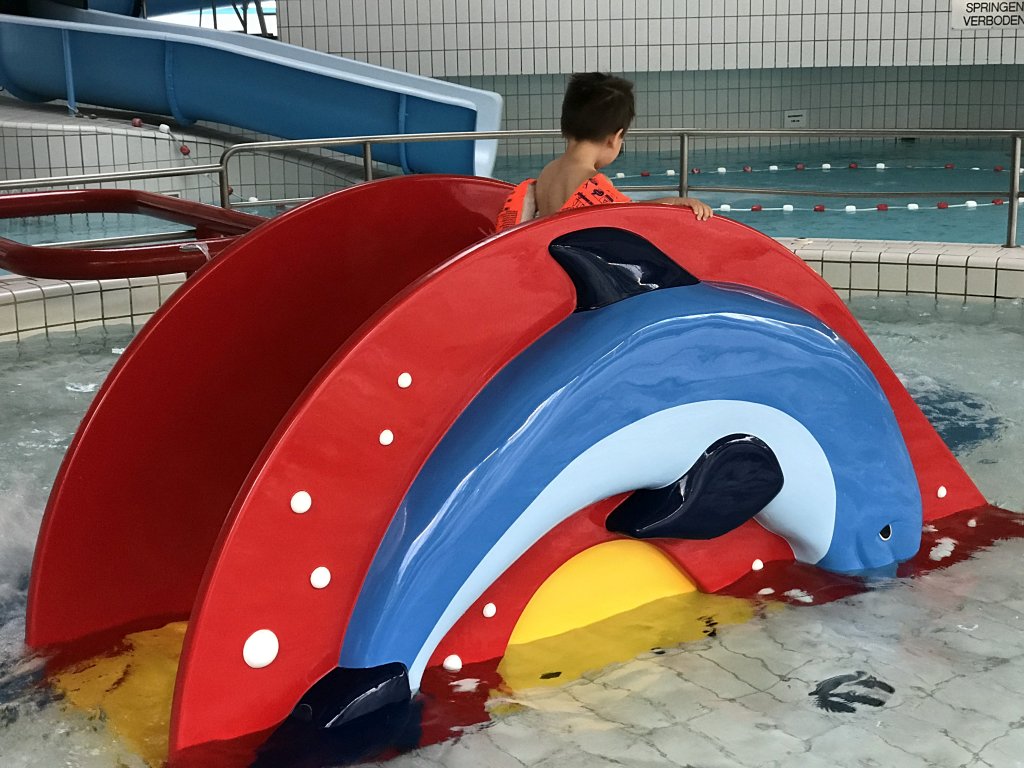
952 1 1024 30
784 110 807 128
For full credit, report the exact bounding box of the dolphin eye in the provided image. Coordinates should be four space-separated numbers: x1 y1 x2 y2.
879 524 892 541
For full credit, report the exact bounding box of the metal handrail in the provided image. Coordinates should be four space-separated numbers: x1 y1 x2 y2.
0 164 220 193
43 229 197 249
217 128 1023 246
1 129 1020 246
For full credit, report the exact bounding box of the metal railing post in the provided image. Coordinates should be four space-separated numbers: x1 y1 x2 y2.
1006 135 1021 248
219 163 232 209
363 142 374 181
680 133 689 198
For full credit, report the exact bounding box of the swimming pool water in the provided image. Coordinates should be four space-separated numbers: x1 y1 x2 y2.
0 213 195 277
0 298 1022 767
0 213 191 247
493 140 1024 244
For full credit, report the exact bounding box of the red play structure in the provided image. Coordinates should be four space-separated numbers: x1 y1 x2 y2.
0 189 263 279
23 176 987 764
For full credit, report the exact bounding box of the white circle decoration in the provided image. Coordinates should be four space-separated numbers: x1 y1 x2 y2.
397 372 413 388
243 629 279 668
310 567 332 589
290 491 312 514
379 429 394 446
482 603 497 618
443 654 463 672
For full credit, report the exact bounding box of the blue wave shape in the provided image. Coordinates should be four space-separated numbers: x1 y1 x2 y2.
339 282 921 688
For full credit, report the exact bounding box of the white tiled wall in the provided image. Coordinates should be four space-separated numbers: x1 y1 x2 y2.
279 0 1024 77
0 97 369 205
456 64 1024 156
0 99 213 199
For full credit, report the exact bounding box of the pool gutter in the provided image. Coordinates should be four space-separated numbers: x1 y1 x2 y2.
1 239 1022 341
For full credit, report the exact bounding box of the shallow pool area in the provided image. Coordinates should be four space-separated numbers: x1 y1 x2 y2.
0 296 1022 768
0 213 189 248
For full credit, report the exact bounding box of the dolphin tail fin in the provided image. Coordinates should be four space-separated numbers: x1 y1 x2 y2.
290 663 411 729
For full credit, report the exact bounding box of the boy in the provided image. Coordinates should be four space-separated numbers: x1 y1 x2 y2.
496 72 713 232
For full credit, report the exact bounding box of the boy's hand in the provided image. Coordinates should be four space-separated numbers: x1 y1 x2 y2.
679 197 713 221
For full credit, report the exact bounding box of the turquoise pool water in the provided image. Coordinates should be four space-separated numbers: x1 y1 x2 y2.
0 212 189 247
493 140 1023 244
0 212 194 277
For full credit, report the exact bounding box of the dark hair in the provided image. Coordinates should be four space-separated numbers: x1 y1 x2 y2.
560 73 635 141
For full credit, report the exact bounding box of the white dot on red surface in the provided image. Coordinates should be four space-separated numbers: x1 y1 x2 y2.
938 485 948 498
243 629 279 668
482 603 497 618
752 559 764 571
379 429 394 446
397 372 413 388
443 654 463 672
310 567 331 589
290 491 312 514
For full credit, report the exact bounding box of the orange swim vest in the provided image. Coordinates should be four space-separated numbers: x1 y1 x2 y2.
494 173 631 232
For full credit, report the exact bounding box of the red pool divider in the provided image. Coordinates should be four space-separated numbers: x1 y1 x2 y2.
0 189 264 279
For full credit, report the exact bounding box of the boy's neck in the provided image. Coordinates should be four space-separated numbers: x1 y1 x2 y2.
563 138 607 171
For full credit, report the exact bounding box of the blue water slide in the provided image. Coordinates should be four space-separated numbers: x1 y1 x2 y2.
88 0 245 15
0 0 501 175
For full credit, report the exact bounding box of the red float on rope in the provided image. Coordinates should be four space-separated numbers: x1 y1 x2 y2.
876 203 889 211
944 163 955 169
743 165 753 172
937 202 949 209
993 198 1005 205
640 170 651 177
995 166 1005 172
751 204 762 211
848 162 858 169
131 117 143 128
813 204 825 212
690 168 701 174
796 163 806 171
180 145 191 156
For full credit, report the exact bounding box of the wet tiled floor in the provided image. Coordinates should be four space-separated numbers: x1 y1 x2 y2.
376 534 1024 768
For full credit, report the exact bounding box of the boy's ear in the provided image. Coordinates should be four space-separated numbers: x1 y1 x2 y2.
605 129 625 148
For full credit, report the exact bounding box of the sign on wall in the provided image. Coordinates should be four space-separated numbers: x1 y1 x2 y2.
952 1 1024 30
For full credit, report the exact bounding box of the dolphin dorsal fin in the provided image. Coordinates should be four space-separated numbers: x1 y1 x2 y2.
548 227 699 311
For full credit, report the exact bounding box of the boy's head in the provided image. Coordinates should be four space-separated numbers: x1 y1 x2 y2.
561 73 635 142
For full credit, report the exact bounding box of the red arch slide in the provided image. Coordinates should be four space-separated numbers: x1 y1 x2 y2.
26 176 984 765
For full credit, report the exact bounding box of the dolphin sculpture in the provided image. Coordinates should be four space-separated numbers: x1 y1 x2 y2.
331 230 922 705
